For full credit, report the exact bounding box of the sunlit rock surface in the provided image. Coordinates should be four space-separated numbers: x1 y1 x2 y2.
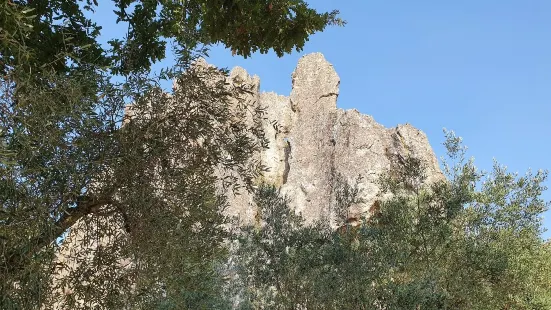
225 53 442 224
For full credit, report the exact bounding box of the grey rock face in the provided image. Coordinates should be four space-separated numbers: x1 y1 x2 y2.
226 53 442 225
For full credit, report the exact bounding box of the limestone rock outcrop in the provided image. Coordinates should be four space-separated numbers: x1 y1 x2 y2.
225 53 442 224
47 53 443 308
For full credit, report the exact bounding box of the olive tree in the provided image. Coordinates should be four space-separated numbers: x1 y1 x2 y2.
1 1 344 308
234 131 551 309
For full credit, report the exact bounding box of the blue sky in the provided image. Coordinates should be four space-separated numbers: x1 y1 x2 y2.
94 1 550 238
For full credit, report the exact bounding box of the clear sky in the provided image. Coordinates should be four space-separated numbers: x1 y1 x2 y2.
93 1 550 239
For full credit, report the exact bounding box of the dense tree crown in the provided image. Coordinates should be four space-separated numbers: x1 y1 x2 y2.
1 0 344 75
1 1 550 309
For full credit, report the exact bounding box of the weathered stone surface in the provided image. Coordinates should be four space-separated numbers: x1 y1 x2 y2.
48 53 443 308
226 53 442 225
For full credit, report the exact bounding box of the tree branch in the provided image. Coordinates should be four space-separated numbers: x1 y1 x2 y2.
51 197 113 242
3 197 112 272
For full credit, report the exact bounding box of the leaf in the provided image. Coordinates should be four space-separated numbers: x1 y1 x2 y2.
21 8 35 14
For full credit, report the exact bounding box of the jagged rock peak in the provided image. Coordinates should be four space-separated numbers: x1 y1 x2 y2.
222 53 443 225
291 53 340 112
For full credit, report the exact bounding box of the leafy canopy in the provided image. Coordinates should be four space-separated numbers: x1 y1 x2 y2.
2 0 344 75
0 1 343 308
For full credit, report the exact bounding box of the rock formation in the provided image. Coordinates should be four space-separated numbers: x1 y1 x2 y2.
48 53 442 308
225 53 442 224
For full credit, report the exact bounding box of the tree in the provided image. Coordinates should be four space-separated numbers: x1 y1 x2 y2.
364 130 551 309
234 131 551 309
2 0 344 75
233 178 381 309
231 184 325 309
0 1 344 308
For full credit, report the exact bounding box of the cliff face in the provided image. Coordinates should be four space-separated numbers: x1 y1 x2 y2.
47 53 442 308
225 53 442 224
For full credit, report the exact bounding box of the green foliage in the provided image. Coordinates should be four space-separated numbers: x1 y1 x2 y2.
1 0 107 76
1 1 342 308
0 69 117 308
0 59 265 309
233 181 380 309
234 131 551 309
110 0 345 73
2 0 344 76
6 1 549 308
232 185 321 308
